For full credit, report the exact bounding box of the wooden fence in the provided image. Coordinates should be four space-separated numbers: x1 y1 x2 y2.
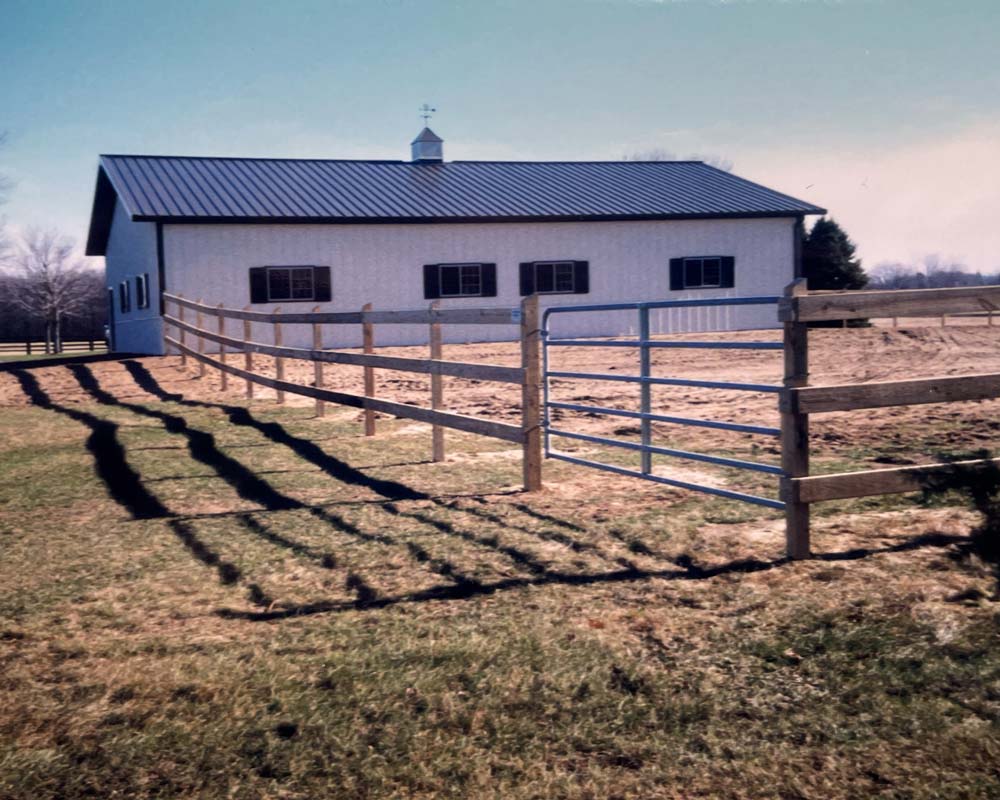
778 282 1000 558
161 294 542 492
0 339 106 356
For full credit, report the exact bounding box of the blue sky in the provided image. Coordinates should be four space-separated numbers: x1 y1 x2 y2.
2 0 998 270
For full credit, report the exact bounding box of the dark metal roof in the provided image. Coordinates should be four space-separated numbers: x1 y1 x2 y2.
86 154 825 255
412 127 443 143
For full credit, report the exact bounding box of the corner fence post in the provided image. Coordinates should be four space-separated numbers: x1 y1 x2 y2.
242 306 254 399
429 300 445 462
781 278 811 559
312 305 325 417
273 306 285 404
521 294 543 492
177 294 187 367
196 298 206 378
217 303 228 391
362 302 376 436
638 305 652 474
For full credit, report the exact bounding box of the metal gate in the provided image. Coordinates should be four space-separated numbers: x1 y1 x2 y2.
541 296 786 510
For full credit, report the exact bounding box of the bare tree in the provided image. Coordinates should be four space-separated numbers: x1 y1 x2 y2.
623 148 734 172
0 131 12 267
9 229 101 353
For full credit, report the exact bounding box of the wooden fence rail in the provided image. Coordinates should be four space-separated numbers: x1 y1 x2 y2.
779 282 1000 558
162 293 541 491
0 339 106 354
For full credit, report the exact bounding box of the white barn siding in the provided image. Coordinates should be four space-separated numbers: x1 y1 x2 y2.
104 198 163 353
162 217 795 350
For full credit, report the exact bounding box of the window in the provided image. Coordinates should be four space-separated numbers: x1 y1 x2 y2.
519 261 589 295
119 281 130 313
423 263 497 299
267 266 315 301
534 261 576 294
440 264 482 297
248 266 332 304
669 256 735 291
683 257 721 289
135 273 150 309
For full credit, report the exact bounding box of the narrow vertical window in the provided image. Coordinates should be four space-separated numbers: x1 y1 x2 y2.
135 273 149 309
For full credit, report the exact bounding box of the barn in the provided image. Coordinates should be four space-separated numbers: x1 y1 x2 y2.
85 128 825 353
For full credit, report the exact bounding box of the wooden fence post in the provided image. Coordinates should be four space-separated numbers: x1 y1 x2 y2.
520 294 543 492
242 306 254 399
312 305 325 417
196 299 206 378
429 300 445 462
781 279 811 559
990 311 996 327
362 302 375 436
273 306 285 404
178 294 187 367
217 303 228 391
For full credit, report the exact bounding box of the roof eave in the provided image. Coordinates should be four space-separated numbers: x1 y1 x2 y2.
131 209 825 226
84 165 119 256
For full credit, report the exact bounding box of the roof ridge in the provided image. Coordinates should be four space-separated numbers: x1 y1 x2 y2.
100 154 711 166
100 154 407 164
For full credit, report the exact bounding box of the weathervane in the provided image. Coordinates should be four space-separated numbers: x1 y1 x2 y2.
419 104 436 126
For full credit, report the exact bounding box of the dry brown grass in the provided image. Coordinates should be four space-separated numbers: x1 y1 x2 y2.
1 327 999 798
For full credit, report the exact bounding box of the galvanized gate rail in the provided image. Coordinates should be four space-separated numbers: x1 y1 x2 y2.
541 295 786 510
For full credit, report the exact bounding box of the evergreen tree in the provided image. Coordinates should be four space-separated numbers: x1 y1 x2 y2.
802 217 868 290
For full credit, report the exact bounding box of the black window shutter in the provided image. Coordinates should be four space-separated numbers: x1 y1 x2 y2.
249 267 268 304
313 266 332 302
573 261 590 294
423 264 440 299
480 263 497 297
669 258 684 291
519 262 535 296
720 256 735 288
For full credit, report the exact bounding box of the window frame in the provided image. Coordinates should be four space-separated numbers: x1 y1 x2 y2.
437 263 487 298
135 273 150 310
119 281 131 313
681 256 724 290
266 265 317 303
532 260 577 294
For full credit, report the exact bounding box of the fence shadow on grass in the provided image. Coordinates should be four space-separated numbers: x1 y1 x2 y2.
217 531 967 621
61 363 492 608
10 362 974 623
8 368 244 588
112 360 974 618
121 360 604 555
121 360 426 501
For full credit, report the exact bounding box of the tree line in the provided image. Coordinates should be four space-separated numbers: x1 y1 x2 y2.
0 229 107 350
0 132 107 352
801 217 998 293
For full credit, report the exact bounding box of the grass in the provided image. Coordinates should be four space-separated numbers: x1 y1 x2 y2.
1 359 999 798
